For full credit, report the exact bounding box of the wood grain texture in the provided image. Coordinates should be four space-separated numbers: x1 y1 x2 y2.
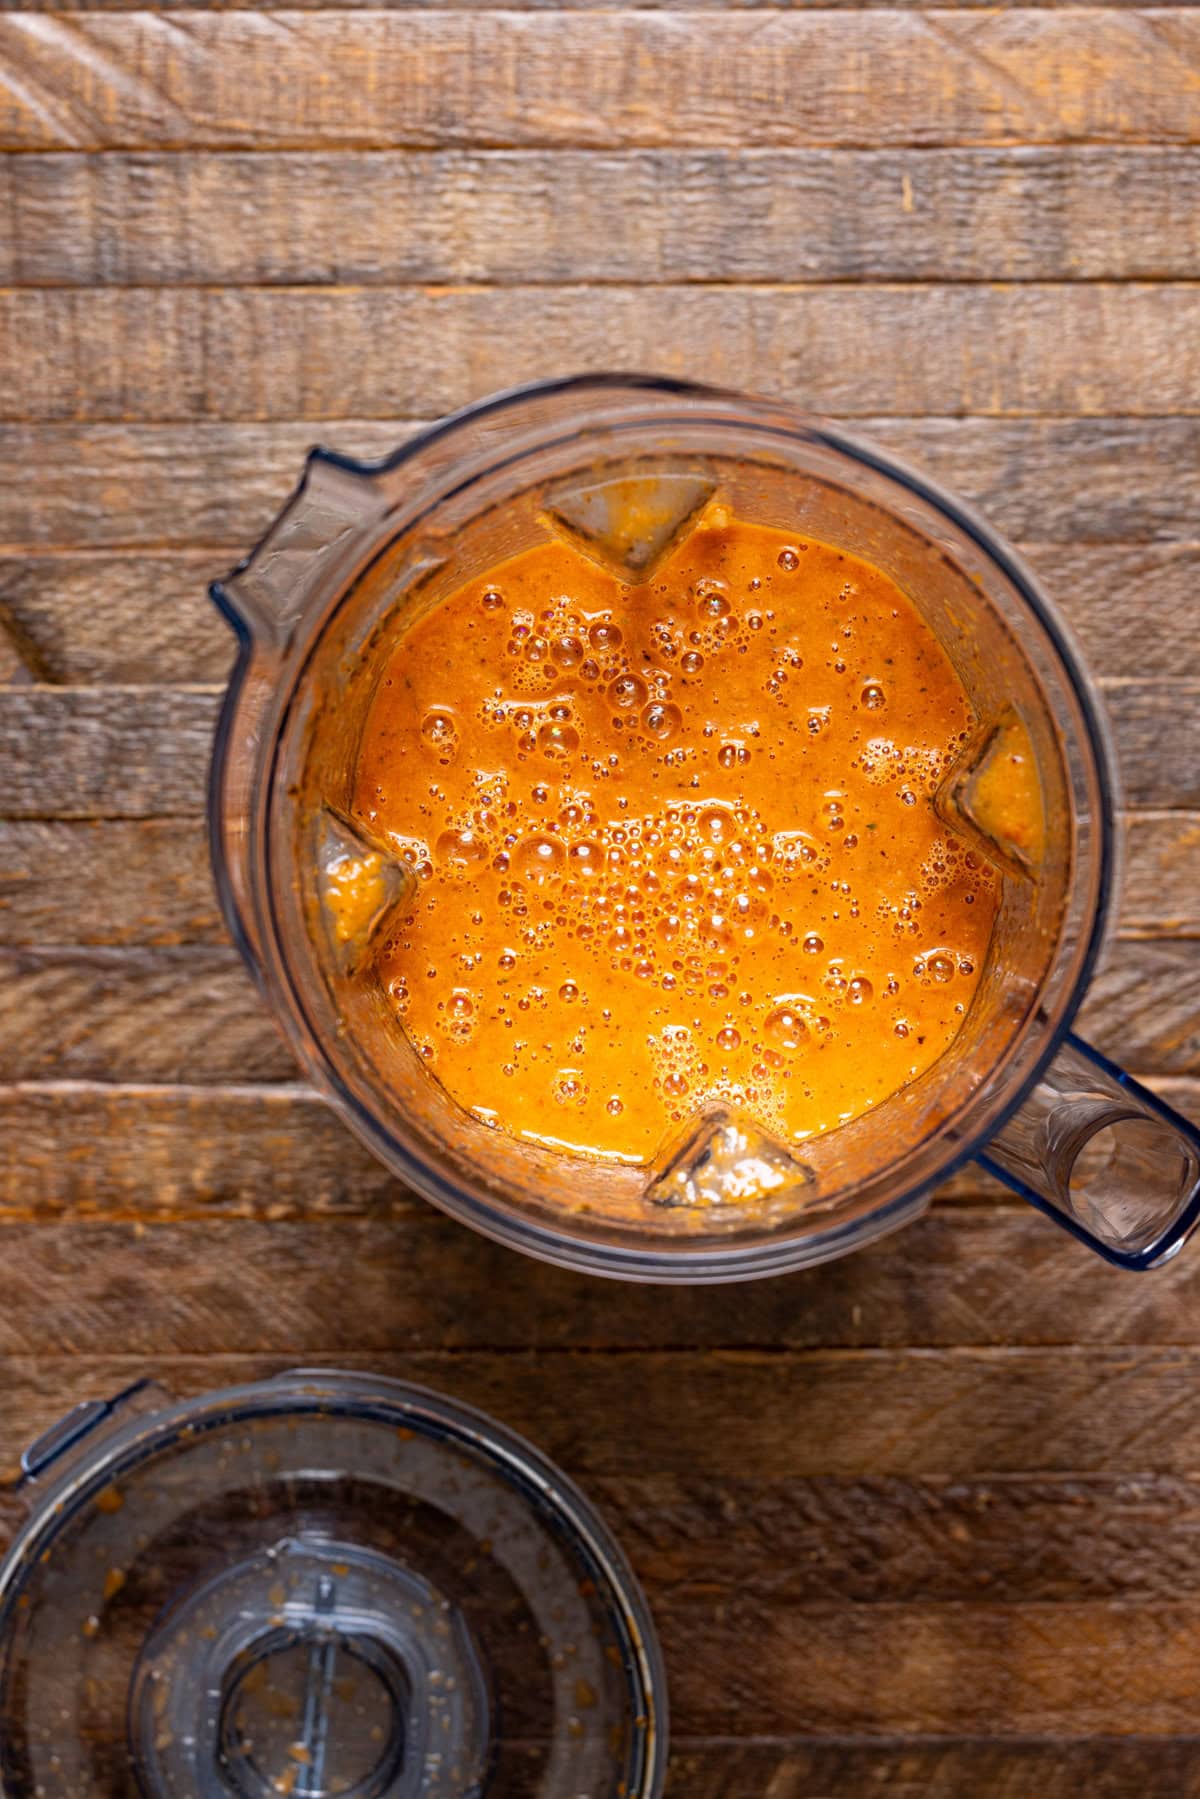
0 819 223 943
6 148 1200 286
5 680 1198 820
660 1598 1200 1734
3 811 1196 947
6 542 1200 687
0 945 292 1080
14 1346 1200 1482
0 552 233 683
14 1204 1200 1350
0 13 1196 153
6 417 1197 552
6 284 1200 423
0 0 1184 12
0 687 218 817
663 1741 1200 1799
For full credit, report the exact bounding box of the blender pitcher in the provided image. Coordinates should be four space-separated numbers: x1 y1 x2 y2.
209 375 1200 1281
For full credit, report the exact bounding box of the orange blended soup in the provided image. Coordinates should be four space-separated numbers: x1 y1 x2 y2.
353 516 999 1164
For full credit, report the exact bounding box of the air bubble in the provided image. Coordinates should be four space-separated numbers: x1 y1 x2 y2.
558 981 579 1001
589 621 622 653
716 1026 741 1051
525 636 550 663
553 635 585 668
699 912 733 950
514 835 565 882
861 683 887 710
642 700 682 741
694 578 730 619
538 720 580 757
680 651 705 676
928 952 955 983
610 673 648 710
443 989 476 1041
481 588 504 611
420 709 459 760
777 548 800 572
764 1004 809 1051
802 933 824 955
717 742 751 769
435 827 488 872
697 806 734 842
847 976 874 1005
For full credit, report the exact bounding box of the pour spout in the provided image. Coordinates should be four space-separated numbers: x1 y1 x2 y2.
211 451 387 653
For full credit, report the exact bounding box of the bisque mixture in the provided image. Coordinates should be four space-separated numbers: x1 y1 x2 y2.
353 516 999 1164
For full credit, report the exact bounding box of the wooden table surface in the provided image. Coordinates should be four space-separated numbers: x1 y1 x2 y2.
2 4 1200 1792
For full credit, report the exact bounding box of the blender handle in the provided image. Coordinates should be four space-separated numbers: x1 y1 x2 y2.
208 451 387 975
978 1032 1200 1270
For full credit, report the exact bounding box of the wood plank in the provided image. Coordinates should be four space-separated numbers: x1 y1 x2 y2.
663 1741 1200 1799
1037 543 1200 684
0 687 217 818
3 811 1196 949
659 1597 1200 1736
6 284 1200 423
7 542 1200 687
1120 815 1200 936
0 819 223 944
6 148 1200 286
12 1346 1200 1481
4 418 1197 553
5 680 1198 821
0 1083 408 1220
11 1201 1200 1350
0 13 1195 153
0 0 1181 13
0 552 232 684
1102 683 1200 811
0 946 293 1082
1068 939 1200 1074
0 819 222 944
0 420 411 551
6 418 1197 554
600 1472 1200 1608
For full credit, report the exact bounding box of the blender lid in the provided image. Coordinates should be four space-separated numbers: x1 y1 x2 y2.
0 1370 666 1798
